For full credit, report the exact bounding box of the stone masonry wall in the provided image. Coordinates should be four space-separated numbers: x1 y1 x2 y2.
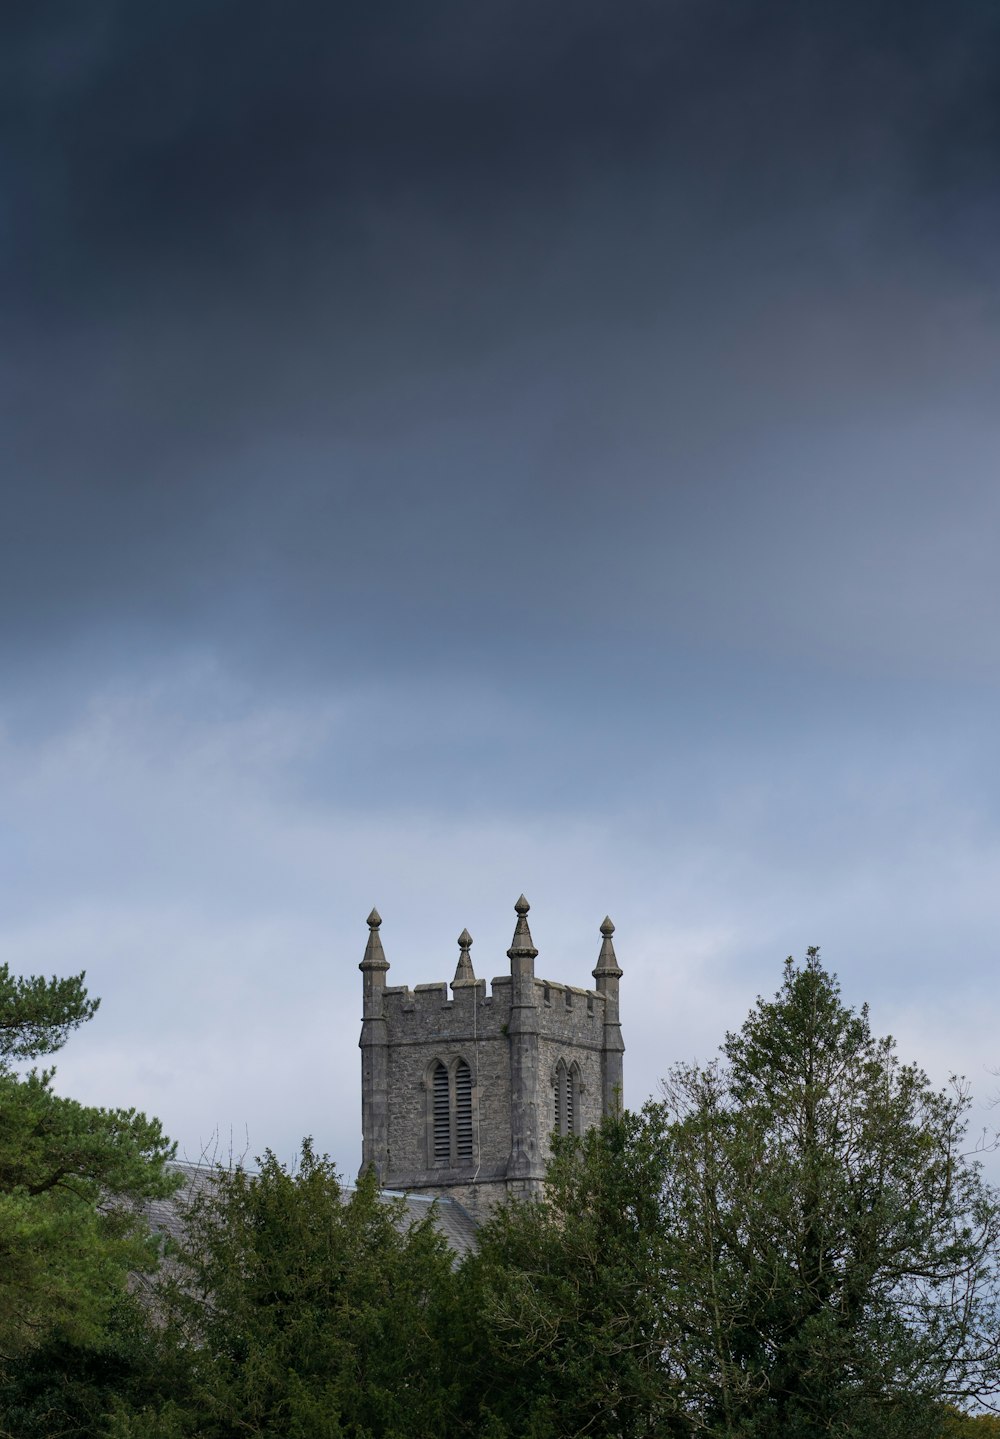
383 977 513 1191
380 967 608 1217
535 978 606 1163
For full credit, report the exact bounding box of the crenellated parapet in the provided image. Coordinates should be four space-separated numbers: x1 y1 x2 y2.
382 977 510 1039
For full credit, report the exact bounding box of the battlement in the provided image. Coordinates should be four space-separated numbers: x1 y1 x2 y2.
382 976 511 1011
538 978 605 1010
381 975 602 1014
382 977 511 1042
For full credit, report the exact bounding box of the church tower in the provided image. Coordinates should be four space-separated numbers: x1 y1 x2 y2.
358 896 624 1218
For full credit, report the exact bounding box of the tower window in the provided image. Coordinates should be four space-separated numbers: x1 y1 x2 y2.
429 1057 475 1167
432 1062 450 1163
553 1060 581 1137
455 1059 473 1162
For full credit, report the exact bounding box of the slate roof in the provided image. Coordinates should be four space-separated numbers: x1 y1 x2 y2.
142 1161 217 1248
378 1186 480 1260
144 1161 479 1261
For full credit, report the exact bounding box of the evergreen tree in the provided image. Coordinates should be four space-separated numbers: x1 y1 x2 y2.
463 1115 682 1438
465 951 1000 1438
0 962 178 1368
658 949 1000 1437
0 1291 172 1439
115 1141 460 1439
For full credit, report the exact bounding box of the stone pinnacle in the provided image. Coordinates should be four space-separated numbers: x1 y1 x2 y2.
507 894 538 960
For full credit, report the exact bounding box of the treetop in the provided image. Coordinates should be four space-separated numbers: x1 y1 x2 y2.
0 964 100 1067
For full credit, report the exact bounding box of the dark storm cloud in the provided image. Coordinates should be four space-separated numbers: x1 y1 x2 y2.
3 0 1000 695
6 0 1000 298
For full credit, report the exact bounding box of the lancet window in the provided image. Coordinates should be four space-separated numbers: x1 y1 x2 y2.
553 1059 581 1137
429 1057 474 1166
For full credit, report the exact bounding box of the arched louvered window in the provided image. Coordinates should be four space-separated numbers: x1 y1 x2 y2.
428 1057 476 1167
432 1061 451 1163
455 1059 473 1162
553 1060 580 1137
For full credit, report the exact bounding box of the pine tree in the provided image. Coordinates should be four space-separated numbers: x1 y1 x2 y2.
0 962 178 1365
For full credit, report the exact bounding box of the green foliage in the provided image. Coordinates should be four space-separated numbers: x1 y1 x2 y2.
0 963 99 1066
463 1115 681 1438
0 1291 171 1439
463 951 1000 1438
940 1406 1000 1435
657 949 1000 1437
119 1141 461 1439
0 963 178 1367
5 949 1000 1439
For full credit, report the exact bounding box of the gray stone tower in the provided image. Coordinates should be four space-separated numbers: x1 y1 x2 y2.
359 896 624 1219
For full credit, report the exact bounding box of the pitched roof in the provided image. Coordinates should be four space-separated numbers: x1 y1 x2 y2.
378 1186 480 1259
144 1161 479 1260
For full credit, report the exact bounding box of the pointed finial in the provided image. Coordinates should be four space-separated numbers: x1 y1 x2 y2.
593 913 622 978
507 894 538 960
452 927 477 988
360 907 389 972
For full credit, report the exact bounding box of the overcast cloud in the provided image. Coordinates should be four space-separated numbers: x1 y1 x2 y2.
3 1 1000 1173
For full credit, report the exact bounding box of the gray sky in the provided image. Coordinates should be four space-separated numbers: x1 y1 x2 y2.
4 1 1000 1172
